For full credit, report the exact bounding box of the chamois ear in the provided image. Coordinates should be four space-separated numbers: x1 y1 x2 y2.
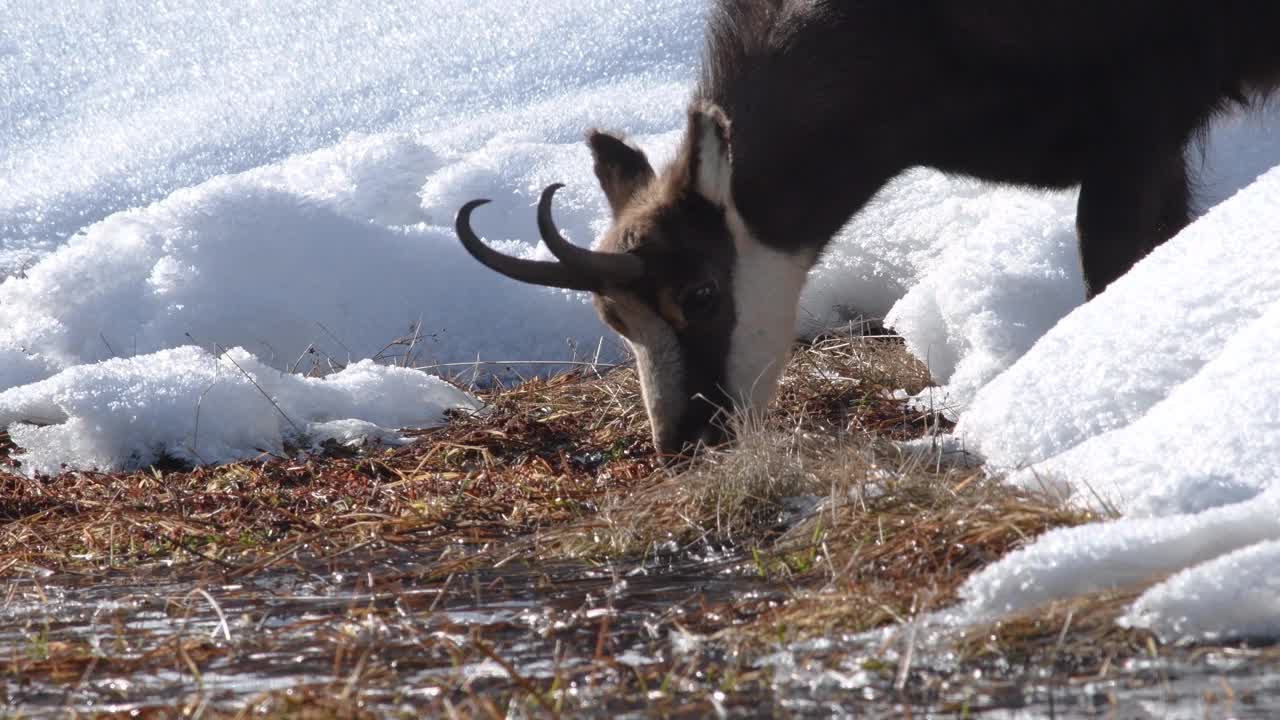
587 131 656 217
688 103 732 208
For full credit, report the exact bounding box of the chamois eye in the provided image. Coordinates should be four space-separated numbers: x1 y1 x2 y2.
681 281 719 315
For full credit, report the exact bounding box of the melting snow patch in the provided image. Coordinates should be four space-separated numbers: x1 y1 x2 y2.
1121 538 1280 643
0 346 477 476
956 487 1280 624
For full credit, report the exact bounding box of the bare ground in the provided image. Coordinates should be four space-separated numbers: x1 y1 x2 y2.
1 333 1273 718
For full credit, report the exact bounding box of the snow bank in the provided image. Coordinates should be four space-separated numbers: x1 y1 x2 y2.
0 346 478 476
957 486 1280 625
958 163 1280 484
1 0 704 272
952 161 1280 642
0 141 625 384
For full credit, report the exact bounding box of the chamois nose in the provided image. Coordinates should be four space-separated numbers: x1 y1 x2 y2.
654 413 731 460
696 422 729 449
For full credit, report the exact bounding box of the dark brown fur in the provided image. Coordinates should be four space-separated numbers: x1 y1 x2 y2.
679 0 1280 295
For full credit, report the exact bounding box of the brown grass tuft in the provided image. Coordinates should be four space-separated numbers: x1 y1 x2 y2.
942 588 1172 688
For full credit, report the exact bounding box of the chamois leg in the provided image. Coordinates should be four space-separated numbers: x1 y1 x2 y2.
1076 147 1191 299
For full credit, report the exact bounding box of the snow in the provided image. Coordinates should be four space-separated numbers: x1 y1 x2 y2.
1122 538 1280 643
952 163 1280 642
957 162 1280 485
0 346 478 476
957 486 1280 627
5 0 1280 642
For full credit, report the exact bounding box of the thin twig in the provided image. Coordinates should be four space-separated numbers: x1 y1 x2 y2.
315 321 354 364
473 639 559 718
214 344 303 437
289 343 316 374
185 588 233 643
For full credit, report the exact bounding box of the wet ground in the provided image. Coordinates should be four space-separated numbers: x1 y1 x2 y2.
5 542 1278 718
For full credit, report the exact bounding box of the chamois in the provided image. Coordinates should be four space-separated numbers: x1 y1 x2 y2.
458 1 1280 455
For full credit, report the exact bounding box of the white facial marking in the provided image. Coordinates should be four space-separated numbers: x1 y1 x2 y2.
695 113 732 208
690 106 814 423
724 205 813 417
614 296 686 451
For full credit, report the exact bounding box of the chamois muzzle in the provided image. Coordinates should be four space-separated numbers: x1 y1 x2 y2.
456 184 644 291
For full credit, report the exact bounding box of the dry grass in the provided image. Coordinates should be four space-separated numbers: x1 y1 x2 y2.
954 589 1156 677
0 366 659 576
2 331 1254 717
734 463 1095 644
535 331 952 559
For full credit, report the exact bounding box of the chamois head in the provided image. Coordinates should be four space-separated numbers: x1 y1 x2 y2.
456 104 808 455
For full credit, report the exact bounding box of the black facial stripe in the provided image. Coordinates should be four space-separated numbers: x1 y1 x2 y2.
672 267 736 450
678 332 730 428
669 191 739 450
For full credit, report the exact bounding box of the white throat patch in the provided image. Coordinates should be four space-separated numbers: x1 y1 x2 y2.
695 118 732 208
724 206 813 417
